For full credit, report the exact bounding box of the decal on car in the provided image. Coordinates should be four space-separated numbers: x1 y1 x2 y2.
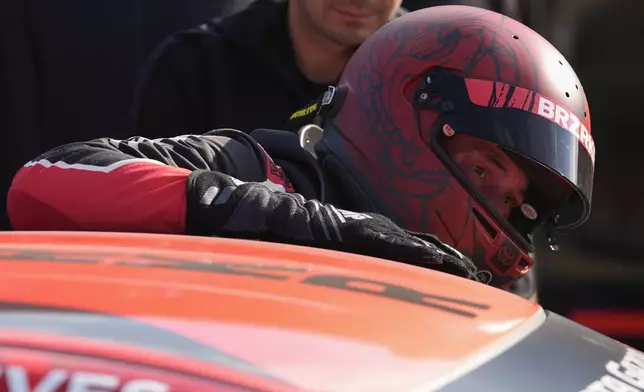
0 366 169 392
0 248 491 318
580 346 644 392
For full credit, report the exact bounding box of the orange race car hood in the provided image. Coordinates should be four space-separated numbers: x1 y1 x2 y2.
0 232 637 392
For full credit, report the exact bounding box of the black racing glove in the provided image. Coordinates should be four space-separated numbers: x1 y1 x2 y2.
187 171 479 281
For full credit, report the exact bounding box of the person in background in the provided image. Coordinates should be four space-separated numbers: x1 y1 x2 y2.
129 0 405 138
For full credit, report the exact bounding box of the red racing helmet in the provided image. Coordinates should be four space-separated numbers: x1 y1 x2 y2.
318 6 595 288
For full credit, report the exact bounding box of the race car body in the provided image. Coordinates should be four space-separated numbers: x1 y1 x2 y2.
0 232 641 392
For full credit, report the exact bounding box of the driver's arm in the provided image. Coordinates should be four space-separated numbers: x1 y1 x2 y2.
7 129 478 281
7 130 293 234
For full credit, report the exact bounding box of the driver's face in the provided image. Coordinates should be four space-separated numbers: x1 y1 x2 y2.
446 134 529 219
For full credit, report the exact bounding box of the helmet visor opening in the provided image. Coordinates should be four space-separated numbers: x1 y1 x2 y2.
421 69 594 235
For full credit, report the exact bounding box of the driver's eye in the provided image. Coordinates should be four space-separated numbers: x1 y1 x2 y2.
504 194 519 207
473 165 485 178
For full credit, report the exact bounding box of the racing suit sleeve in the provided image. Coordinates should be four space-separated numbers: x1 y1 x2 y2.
7 129 293 234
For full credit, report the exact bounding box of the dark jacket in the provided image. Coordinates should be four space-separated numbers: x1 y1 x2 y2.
129 0 406 138
130 0 330 137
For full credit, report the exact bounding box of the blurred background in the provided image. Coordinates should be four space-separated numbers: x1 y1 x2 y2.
1 0 643 348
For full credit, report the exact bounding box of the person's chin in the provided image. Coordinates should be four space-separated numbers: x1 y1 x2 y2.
336 34 370 48
328 27 374 47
